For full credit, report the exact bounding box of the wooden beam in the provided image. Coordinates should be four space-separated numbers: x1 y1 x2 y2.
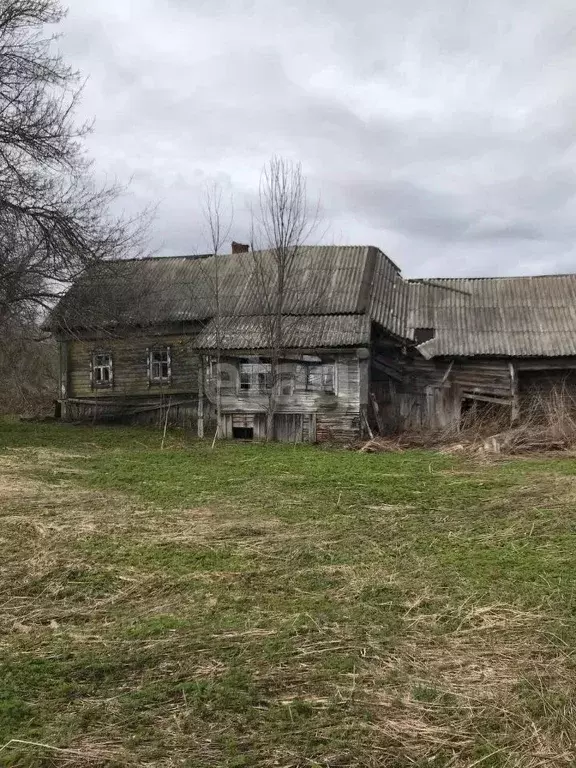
461 392 514 406
197 357 205 438
59 341 69 419
372 358 404 382
370 392 385 434
509 361 520 424
361 407 374 440
441 359 454 385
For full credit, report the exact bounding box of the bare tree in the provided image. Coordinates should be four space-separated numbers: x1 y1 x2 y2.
200 181 233 440
250 156 320 439
0 0 147 331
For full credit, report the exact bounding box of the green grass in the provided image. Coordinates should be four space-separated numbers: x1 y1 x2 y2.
1 420 576 766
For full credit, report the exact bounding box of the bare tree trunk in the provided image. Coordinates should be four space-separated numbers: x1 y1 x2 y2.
201 182 233 443
252 156 320 441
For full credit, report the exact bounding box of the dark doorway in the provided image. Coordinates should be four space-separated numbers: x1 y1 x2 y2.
232 426 254 440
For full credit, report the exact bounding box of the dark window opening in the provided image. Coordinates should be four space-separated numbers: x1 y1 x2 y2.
232 426 254 440
414 327 435 345
149 348 171 382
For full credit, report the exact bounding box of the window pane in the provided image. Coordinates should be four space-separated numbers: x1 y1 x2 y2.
93 353 112 386
307 366 322 391
152 349 168 364
150 348 170 380
294 365 306 390
322 364 334 392
280 373 293 395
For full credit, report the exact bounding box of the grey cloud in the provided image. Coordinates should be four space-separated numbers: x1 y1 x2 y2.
58 0 576 277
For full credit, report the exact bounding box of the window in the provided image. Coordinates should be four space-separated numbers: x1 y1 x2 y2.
92 352 112 388
148 347 171 384
239 362 272 391
205 359 236 390
279 371 295 395
321 364 335 393
295 363 335 393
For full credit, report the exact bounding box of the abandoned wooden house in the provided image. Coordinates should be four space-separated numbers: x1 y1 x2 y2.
48 244 576 441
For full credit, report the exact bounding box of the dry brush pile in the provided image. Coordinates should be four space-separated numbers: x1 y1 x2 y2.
362 385 576 457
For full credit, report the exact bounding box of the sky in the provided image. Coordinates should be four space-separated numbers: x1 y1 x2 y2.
58 0 576 277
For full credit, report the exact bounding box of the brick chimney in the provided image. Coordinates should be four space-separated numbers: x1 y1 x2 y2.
231 241 250 254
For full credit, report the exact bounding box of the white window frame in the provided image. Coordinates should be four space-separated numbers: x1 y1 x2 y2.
294 362 336 394
91 352 113 389
147 346 172 385
238 361 272 392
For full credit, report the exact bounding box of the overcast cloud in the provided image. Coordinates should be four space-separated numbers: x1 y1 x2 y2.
58 0 576 277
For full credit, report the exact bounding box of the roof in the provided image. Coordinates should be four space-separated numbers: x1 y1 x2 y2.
50 245 576 359
49 245 404 340
408 275 576 358
195 314 370 350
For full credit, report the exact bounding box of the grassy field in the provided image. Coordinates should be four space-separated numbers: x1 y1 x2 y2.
1 420 576 767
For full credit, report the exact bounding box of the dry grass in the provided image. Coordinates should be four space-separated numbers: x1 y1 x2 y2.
363 385 576 457
1 422 576 766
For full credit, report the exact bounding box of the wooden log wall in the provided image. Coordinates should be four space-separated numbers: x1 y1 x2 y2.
66 335 201 399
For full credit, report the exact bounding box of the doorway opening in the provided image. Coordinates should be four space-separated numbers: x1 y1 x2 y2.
232 426 254 440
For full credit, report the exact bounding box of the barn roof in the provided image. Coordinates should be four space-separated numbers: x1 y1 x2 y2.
408 275 576 358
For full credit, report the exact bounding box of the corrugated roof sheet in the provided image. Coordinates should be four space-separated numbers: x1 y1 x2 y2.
49 245 404 340
51 245 576 359
52 246 373 325
408 275 576 357
369 250 407 339
195 314 370 349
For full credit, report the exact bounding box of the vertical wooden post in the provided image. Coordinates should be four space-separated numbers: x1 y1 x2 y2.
357 348 370 438
197 356 204 439
509 361 520 425
370 392 385 434
59 340 69 420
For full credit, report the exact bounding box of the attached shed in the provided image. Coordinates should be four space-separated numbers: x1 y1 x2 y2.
401 274 576 431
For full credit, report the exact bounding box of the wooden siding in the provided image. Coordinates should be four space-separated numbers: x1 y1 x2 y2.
215 354 362 442
66 335 201 399
66 398 198 429
62 342 363 443
213 355 360 413
405 358 512 398
316 413 360 442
